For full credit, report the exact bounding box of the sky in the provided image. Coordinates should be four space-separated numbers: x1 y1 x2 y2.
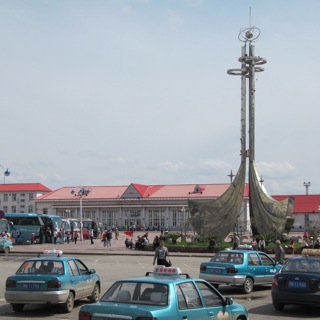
0 0 319 196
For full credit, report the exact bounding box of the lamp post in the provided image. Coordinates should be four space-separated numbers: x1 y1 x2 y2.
303 182 311 195
71 187 91 241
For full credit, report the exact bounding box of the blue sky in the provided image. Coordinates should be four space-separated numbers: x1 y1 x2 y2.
0 0 319 195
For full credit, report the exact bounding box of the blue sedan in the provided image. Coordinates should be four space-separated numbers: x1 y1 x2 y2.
79 266 249 320
271 249 320 311
5 249 101 313
200 250 281 293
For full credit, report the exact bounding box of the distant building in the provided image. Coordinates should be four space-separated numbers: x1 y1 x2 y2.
0 183 52 213
34 183 251 232
273 194 320 233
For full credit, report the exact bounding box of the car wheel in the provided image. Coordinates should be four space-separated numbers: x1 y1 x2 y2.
241 277 254 294
62 291 75 313
89 283 100 303
11 303 24 312
273 300 285 311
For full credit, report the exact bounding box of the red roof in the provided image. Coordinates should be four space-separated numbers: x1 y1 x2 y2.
35 183 249 201
0 183 51 193
273 194 320 213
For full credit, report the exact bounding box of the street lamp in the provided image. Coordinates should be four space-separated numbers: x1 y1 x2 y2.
71 187 91 241
0 165 10 183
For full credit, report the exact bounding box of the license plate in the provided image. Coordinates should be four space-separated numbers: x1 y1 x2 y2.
22 283 41 290
209 268 222 274
288 281 306 288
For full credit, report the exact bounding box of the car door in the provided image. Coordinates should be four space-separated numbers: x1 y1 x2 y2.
195 281 232 320
176 281 226 320
258 252 279 283
247 252 267 284
67 259 85 298
74 259 95 297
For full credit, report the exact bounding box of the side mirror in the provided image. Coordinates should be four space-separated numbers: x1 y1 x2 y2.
89 268 96 274
224 297 234 306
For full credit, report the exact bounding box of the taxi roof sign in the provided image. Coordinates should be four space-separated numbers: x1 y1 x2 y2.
153 266 182 275
37 249 63 257
145 266 190 278
301 248 320 256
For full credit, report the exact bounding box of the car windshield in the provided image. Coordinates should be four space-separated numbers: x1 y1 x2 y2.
210 252 244 264
282 258 320 273
16 260 64 275
101 281 168 306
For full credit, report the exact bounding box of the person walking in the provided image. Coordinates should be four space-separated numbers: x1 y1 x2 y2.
106 230 112 247
115 228 119 240
89 229 94 245
66 230 71 244
232 233 240 250
102 230 107 247
153 239 170 266
73 230 78 244
274 240 285 264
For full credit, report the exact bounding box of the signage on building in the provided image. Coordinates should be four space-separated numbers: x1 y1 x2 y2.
130 212 140 217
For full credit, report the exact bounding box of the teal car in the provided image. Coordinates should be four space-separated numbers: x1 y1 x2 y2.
79 266 249 320
5 249 101 313
0 236 13 254
200 250 282 294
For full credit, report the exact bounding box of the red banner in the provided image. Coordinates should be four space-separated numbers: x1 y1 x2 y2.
124 231 132 237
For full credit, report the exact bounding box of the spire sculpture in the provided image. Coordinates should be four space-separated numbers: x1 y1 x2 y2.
189 27 294 239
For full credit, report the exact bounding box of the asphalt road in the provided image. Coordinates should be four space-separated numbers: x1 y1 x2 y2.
1 253 320 320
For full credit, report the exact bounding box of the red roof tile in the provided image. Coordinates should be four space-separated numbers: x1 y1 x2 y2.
273 194 320 213
35 183 249 201
0 183 51 193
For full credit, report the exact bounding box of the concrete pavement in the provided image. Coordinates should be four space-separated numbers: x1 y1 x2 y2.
8 231 213 257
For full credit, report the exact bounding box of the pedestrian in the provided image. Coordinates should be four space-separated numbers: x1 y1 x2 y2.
102 231 107 247
274 240 285 264
232 233 240 250
89 228 94 245
258 238 266 252
288 238 294 254
31 233 35 245
106 230 112 247
73 230 78 244
301 236 309 249
66 230 71 244
53 229 58 244
153 239 170 266
153 236 160 250
115 227 119 240
125 238 133 249
208 238 216 253
252 237 258 250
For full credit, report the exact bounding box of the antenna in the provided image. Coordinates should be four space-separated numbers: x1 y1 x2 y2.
249 7 252 28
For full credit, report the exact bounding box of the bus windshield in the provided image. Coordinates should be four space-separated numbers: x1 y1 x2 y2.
4 213 43 244
0 219 9 234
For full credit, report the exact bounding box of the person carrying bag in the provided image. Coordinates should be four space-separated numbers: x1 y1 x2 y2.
153 239 171 267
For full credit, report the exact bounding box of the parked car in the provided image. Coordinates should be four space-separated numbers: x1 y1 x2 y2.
271 248 320 311
199 249 282 293
79 265 249 320
5 249 101 313
0 236 13 254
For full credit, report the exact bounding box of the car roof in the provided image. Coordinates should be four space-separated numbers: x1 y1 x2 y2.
114 275 202 285
219 250 263 253
25 256 76 262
